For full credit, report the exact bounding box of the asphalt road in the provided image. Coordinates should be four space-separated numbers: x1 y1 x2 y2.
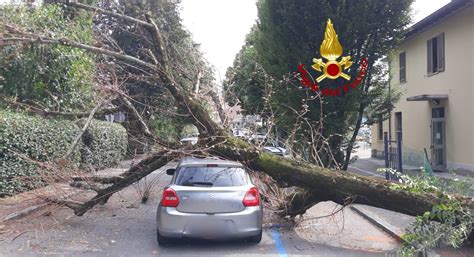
0 162 399 257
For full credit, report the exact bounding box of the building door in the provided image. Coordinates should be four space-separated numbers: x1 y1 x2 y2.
431 107 446 170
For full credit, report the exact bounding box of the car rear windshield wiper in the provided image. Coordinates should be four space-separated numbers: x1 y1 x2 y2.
192 182 214 186
182 181 214 187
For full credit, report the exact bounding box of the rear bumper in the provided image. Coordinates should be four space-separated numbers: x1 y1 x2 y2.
156 205 262 239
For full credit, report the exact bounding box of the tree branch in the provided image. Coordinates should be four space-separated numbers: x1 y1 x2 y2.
207 88 227 126
49 0 154 29
144 14 170 74
63 100 104 160
71 175 123 184
0 95 122 118
69 181 103 192
1 36 156 71
67 150 177 216
119 95 153 138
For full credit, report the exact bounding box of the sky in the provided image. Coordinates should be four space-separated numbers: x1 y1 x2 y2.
179 0 258 82
179 0 451 82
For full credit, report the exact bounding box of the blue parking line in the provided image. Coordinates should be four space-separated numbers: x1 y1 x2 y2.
271 227 288 257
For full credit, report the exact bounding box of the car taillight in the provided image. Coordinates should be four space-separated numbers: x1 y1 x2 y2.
243 187 260 207
161 188 179 207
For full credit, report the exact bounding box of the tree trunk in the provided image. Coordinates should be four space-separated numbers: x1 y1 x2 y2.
342 103 365 170
208 88 227 127
62 131 472 219
210 141 473 218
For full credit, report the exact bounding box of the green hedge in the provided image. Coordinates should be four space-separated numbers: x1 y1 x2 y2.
0 111 128 197
77 119 128 170
0 111 82 197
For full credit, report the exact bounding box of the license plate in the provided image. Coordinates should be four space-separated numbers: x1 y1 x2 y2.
196 220 224 238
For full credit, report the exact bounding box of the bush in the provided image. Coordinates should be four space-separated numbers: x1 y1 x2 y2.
0 111 129 196
78 119 128 170
0 111 81 196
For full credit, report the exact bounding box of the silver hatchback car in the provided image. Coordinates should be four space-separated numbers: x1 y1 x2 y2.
156 157 263 245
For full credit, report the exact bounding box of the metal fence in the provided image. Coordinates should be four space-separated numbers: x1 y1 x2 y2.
383 131 403 181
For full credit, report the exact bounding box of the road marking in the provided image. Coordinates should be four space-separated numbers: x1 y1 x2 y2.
271 227 288 257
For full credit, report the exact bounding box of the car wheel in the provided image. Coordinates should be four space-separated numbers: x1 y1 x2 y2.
157 229 171 246
248 230 262 243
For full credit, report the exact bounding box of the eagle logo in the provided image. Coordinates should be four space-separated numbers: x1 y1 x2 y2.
312 19 352 82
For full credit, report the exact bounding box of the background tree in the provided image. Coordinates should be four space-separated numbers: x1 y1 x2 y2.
226 0 408 169
224 26 268 116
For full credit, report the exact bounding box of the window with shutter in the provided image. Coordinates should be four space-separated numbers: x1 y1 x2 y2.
427 33 445 75
399 52 406 83
427 39 433 74
377 120 383 141
437 33 445 71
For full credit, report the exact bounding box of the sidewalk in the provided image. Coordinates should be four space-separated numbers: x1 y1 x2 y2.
349 204 413 242
348 157 474 256
350 203 474 256
0 159 137 223
346 157 417 242
295 201 401 252
348 157 474 185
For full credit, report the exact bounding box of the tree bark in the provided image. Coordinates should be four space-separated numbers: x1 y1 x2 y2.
210 141 473 218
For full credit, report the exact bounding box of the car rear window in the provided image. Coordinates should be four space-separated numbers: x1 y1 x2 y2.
175 166 248 187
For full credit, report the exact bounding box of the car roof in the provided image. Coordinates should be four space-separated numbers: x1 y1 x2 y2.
178 156 244 167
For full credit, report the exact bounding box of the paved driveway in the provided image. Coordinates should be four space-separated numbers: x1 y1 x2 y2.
0 162 399 257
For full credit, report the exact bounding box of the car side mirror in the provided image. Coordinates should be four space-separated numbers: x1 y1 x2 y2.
166 168 176 176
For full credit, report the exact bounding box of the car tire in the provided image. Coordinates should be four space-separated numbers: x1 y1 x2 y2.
248 230 262 243
157 229 171 246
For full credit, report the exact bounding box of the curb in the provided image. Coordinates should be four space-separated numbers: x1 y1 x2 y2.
350 205 406 242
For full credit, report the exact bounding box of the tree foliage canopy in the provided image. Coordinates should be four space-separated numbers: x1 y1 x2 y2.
0 5 95 112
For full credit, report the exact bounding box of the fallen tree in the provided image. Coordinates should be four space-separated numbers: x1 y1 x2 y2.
1 0 472 248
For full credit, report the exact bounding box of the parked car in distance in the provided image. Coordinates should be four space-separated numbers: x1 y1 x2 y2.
248 132 267 145
262 145 287 156
156 157 263 245
232 129 249 139
180 134 198 146
262 140 290 157
249 132 266 141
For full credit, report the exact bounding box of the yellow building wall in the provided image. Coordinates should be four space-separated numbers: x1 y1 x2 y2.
372 5 474 171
